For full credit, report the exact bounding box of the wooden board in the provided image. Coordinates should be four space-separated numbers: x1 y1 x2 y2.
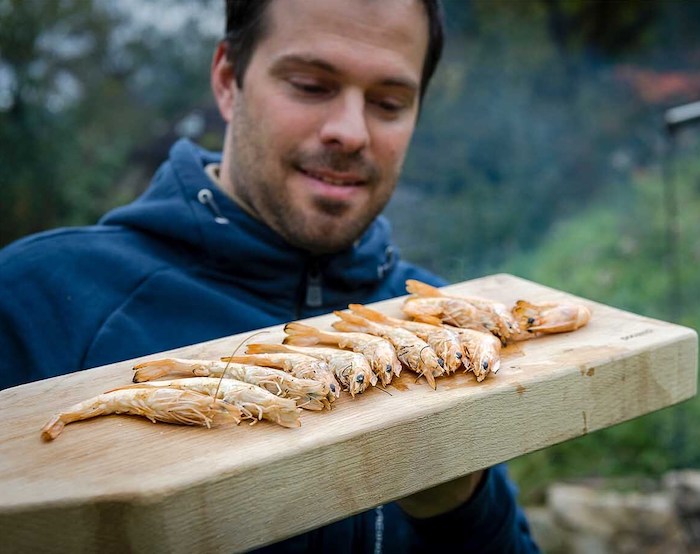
0 274 697 553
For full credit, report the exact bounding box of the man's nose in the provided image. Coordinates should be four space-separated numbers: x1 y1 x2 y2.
318 91 370 152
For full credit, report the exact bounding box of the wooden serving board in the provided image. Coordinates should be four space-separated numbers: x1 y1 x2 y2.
0 274 697 553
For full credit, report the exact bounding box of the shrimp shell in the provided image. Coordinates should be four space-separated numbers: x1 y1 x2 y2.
283 322 400 385
348 304 463 374
444 324 502 381
132 357 224 382
133 358 330 411
224 352 340 400
404 279 518 344
246 343 376 397
115 377 301 428
332 310 441 390
511 300 592 338
41 387 242 441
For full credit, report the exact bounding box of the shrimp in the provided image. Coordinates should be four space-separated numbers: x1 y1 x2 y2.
133 358 330 411
114 377 300 428
348 304 463 374
445 324 502 381
413 314 501 380
511 300 592 339
403 279 518 344
40 387 242 441
224 351 340 400
245 343 376 397
283 322 400 386
332 310 441 390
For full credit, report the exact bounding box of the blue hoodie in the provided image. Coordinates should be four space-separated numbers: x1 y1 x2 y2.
0 139 539 552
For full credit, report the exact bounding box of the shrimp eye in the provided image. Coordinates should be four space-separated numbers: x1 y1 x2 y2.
385 364 392 374
482 360 489 370
356 374 364 383
456 352 462 359
527 317 535 325
330 384 336 392
438 358 445 368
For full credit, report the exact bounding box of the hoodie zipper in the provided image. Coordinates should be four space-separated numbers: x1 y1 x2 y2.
297 259 323 318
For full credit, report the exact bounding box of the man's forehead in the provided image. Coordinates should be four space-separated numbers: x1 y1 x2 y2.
264 0 427 37
258 0 429 80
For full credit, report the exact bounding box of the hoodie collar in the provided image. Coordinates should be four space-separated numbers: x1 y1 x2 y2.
101 139 398 289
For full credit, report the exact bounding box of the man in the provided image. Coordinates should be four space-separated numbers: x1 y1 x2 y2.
0 0 539 551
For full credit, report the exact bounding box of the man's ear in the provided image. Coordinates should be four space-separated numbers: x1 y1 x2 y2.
211 41 237 123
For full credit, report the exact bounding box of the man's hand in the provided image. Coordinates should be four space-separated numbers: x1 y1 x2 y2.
396 470 486 519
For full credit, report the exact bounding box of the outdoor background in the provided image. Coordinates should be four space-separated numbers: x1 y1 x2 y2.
2 0 700 513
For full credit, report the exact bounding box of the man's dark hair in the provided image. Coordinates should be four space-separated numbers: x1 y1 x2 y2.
224 0 444 101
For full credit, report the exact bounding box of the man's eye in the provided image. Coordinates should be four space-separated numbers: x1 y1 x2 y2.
289 80 329 95
378 100 403 112
372 97 409 115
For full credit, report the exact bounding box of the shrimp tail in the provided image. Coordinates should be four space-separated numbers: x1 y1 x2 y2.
223 354 269 367
411 314 444 326
406 279 443 297
332 310 373 333
283 322 323 346
348 304 390 323
245 343 295 355
132 359 213 383
132 361 173 382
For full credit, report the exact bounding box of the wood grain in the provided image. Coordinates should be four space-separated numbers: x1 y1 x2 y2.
0 274 697 553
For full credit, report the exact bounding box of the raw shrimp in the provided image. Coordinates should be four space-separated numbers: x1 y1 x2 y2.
133 358 330 411
224 351 340 400
511 300 592 339
333 310 442 390
404 279 518 344
41 387 241 441
348 304 463 374
114 377 300 428
283 322 400 386
246 343 376 397
445 324 502 382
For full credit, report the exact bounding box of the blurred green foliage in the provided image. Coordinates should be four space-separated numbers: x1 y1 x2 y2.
504 151 700 503
0 0 218 243
391 0 700 278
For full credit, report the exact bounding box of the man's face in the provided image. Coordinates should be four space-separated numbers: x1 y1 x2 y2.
217 0 429 254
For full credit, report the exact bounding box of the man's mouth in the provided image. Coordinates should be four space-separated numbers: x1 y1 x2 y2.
299 167 366 187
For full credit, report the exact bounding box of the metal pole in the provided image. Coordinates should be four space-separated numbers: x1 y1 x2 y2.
661 100 700 323
661 133 681 323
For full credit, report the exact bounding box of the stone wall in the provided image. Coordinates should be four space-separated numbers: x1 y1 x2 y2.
525 471 700 553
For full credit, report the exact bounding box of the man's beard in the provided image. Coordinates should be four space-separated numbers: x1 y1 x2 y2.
226 101 395 254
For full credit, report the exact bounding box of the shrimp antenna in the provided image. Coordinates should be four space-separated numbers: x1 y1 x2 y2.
419 345 429 364
419 344 442 368
214 330 272 401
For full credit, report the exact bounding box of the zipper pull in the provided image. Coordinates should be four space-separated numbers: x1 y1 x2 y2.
305 267 323 308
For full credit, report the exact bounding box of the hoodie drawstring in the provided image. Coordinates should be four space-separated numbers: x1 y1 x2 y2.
197 188 230 224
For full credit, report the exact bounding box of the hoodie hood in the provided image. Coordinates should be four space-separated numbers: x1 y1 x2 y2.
101 139 398 291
